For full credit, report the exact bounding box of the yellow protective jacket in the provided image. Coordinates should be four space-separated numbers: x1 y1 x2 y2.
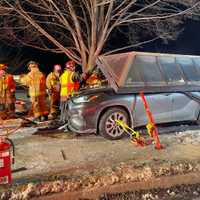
0 73 16 104
20 68 46 97
60 70 79 101
46 72 60 93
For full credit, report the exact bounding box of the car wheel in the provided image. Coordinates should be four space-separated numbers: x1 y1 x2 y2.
99 107 130 140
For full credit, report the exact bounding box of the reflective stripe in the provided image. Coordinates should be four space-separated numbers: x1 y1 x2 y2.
29 92 46 97
74 82 80 90
61 82 79 89
0 151 9 157
60 71 77 97
0 159 3 168
61 83 75 88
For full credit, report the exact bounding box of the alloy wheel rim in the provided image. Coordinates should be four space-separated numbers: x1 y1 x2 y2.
105 112 127 137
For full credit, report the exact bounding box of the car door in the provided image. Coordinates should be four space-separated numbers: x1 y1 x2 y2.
134 93 173 126
171 93 200 122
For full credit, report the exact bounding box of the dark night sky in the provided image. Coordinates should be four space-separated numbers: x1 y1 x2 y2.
36 20 200 73
143 20 199 55
2 20 200 75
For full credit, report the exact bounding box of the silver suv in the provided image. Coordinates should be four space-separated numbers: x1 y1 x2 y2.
67 52 200 140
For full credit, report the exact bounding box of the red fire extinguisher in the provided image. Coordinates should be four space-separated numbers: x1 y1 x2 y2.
0 137 15 185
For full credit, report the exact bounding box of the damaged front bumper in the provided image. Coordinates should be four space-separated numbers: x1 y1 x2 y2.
68 114 96 134
67 101 97 134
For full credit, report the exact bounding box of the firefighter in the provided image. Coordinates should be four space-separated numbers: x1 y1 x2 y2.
0 64 16 118
60 61 80 123
86 68 103 87
20 61 48 122
46 64 62 120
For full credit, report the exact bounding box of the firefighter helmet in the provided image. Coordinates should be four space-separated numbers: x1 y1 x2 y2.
27 61 38 69
54 64 61 71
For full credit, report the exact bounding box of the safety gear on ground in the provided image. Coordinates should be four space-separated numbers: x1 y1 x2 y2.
33 116 47 122
0 72 16 117
46 71 61 117
20 67 48 118
65 61 75 71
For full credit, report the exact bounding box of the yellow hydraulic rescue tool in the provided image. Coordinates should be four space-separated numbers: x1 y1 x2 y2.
115 120 146 146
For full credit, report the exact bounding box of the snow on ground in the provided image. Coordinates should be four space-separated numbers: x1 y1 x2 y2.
7 123 200 182
2 119 200 184
2 120 200 199
9 128 38 140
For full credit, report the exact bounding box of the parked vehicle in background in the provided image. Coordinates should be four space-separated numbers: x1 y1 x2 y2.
67 52 200 140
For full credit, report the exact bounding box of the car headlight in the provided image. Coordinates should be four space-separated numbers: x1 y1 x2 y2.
72 95 98 104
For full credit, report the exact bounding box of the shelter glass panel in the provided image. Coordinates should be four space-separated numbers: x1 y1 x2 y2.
192 57 200 75
104 54 129 84
125 57 143 86
159 56 184 84
135 55 163 85
176 57 200 81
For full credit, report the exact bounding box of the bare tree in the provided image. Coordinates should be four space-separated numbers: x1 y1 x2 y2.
0 0 199 72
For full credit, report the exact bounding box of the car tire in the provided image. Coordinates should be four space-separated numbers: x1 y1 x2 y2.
99 107 130 140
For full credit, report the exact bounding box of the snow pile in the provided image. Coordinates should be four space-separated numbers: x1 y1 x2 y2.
174 130 200 145
9 128 38 140
1 160 197 200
